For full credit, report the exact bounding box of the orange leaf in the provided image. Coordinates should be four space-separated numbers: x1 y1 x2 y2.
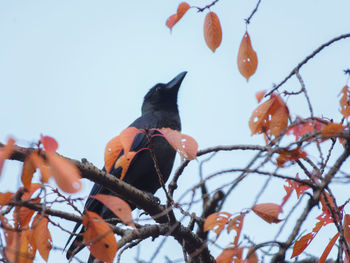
252 203 282 223
227 213 245 246
21 157 36 190
120 127 141 156
203 12 222 52
339 85 350 118
104 135 123 173
318 232 339 263
29 152 51 183
91 194 136 230
159 128 198 160
237 31 258 81
0 192 14 207
15 198 41 227
216 247 244 263
40 135 58 153
166 2 191 31
246 247 258 263
216 247 235 263
46 152 81 193
203 212 232 236
5 229 35 263
114 151 137 181
277 148 307 167
0 137 15 176
321 122 346 137
83 211 118 263
344 214 350 247
33 214 52 261
291 221 323 258
255 90 267 103
249 94 289 136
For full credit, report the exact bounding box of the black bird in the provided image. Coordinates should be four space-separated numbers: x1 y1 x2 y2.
65 71 187 262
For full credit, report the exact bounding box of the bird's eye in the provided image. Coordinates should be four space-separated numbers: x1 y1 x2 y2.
155 86 161 92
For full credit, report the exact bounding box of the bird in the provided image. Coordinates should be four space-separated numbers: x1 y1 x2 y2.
65 71 187 262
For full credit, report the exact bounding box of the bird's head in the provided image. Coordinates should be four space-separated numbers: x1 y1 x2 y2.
142 71 187 115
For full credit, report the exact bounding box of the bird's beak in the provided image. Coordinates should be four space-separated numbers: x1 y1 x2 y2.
166 71 187 91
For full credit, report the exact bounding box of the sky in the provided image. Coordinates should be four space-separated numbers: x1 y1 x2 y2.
0 0 350 262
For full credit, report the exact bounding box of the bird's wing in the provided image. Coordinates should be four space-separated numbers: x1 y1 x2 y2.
65 115 160 258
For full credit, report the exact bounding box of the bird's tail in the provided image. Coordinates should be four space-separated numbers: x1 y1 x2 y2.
65 223 85 260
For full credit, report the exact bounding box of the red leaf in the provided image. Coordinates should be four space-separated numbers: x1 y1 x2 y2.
15 198 41 227
291 221 323 258
104 135 123 173
252 203 282 223
276 148 307 167
40 135 58 153
166 2 191 31
319 232 339 263
203 12 222 52
91 194 136 230
4 229 35 263
203 212 231 236
237 31 258 81
33 214 52 261
288 117 324 141
0 137 15 176
83 211 118 263
46 152 82 193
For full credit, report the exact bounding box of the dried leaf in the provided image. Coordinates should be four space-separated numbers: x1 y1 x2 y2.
252 203 282 223
246 247 258 263
104 136 123 173
21 157 36 190
344 214 350 247
120 127 141 156
339 85 350 118
237 31 258 81
249 94 289 137
227 213 245 246
0 192 14 207
166 2 191 30
321 122 346 137
14 198 41 227
203 12 222 52
91 194 136 230
203 212 232 236
114 151 137 181
5 230 35 263
29 152 51 183
319 232 339 263
276 148 307 167
46 152 81 193
288 117 324 141
33 214 52 261
159 128 198 160
0 137 15 176
291 221 323 258
40 135 58 153
255 90 267 103
83 211 118 263
216 247 235 263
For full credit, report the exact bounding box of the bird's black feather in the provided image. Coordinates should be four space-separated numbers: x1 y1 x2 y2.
65 72 187 261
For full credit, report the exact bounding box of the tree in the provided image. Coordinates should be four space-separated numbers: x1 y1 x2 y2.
1 0 350 262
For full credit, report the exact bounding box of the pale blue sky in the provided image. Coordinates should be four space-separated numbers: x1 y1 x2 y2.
0 0 350 262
